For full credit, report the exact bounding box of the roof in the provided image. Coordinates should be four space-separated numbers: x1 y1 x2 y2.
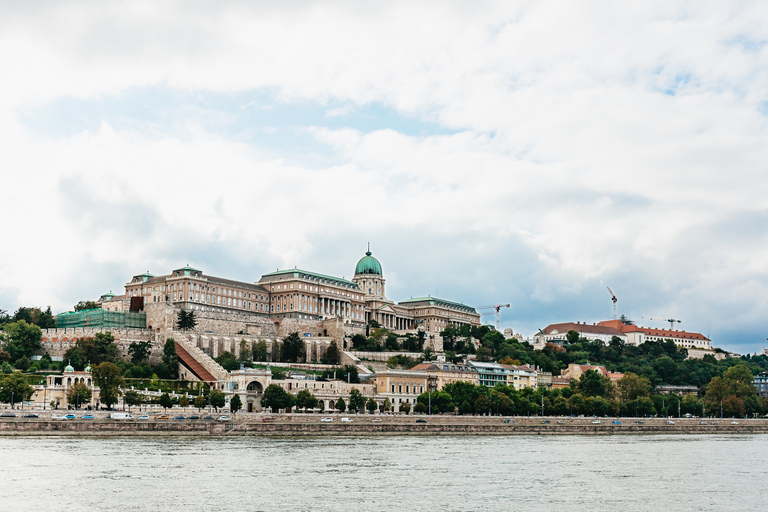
355 250 382 276
260 268 360 289
597 319 708 340
206 275 268 293
398 296 478 314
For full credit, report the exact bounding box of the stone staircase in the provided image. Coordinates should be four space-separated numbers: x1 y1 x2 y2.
175 338 229 382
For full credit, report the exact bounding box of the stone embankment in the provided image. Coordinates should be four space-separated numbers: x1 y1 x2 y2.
2 414 768 436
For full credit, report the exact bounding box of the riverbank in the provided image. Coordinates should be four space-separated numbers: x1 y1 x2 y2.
2 414 767 436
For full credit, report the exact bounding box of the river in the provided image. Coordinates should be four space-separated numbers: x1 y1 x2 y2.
1 434 766 511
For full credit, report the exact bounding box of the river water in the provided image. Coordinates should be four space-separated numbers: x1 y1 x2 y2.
1 434 766 511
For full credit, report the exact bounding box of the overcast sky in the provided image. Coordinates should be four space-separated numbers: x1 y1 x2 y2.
1 2 767 353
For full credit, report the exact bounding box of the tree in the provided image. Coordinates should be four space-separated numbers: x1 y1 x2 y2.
0 372 34 405
230 394 242 413
92 362 125 409
162 339 179 379
128 340 152 364
3 320 42 361
252 340 269 362
179 395 190 410
459 400 473 415
262 384 295 412
215 351 240 372
399 402 411 414
210 390 225 411
296 389 318 411
281 332 305 363
616 372 651 401
321 365 359 384
475 394 490 415
159 393 173 412
176 309 197 331
566 330 580 345
12 307 55 328
578 369 613 398
74 301 99 311
324 341 341 364
194 395 207 411
67 383 92 409
348 389 365 412
335 397 346 413
351 334 367 350
382 397 392 413
124 390 143 411
366 398 377 413
414 402 427 414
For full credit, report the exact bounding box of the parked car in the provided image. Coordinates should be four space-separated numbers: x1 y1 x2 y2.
541 419 551 424
262 417 276 422
612 420 622 425
156 415 169 420
591 420 601 424
636 420 645 424
173 416 186 420
371 418 383 423
65 414 76 420
557 420 565 424
503 419 515 424
202 416 214 420
138 415 150 420
80 414 94 419
23 414 38 418
731 421 739 425
217 416 230 422
700 421 708 424
666 420 676 425
51 414 67 420
189 415 200 420
1 413 16 418
415 419 427 423
341 417 353 423
320 417 333 423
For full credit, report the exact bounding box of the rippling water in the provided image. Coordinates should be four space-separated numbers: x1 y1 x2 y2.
1 434 766 511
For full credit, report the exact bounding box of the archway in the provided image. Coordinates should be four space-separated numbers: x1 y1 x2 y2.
246 380 264 393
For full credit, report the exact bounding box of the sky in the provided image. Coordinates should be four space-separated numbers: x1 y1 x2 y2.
1 1 767 354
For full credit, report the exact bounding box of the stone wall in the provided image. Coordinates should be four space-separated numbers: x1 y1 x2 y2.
39 328 161 364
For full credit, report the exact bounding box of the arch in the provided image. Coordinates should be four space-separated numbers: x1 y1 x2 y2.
246 380 264 393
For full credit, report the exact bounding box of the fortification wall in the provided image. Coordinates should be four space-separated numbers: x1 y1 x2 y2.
39 328 162 364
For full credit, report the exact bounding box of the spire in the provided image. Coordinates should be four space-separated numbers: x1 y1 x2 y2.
366 242 371 256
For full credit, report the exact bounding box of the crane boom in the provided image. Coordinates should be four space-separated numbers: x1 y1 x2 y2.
641 316 682 330
477 304 511 331
606 287 617 319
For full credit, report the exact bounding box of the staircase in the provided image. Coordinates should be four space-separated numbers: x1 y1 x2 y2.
174 338 229 382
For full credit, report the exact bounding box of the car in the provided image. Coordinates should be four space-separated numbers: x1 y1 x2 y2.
415 419 427 423
711 421 718 425
138 415 150 420
591 420 601 424
503 419 515 424
636 420 645 424
666 420 676 425
156 415 169 420
372 418 383 423
700 421 708 425
541 419 551 424
65 414 76 420
612 421 622 425
341 417 353 423
262 417 276 422
189 415 200 420
217 416 230 422
202 416 214 420
23 414 38 418
731 421 739 425
0 413 16 418
80 414 94 419
51 414 67 420
173 416 186 420
557 420 565 424
320 417 333 423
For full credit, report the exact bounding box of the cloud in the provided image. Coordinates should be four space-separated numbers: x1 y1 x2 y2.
1 1 768 351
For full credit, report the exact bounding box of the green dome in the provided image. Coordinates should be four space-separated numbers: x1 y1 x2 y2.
355 250 382 276
64 363 74 373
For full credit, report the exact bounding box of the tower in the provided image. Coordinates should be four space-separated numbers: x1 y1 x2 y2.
353 244 385 300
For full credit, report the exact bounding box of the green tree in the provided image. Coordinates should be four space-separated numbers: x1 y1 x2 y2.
74 301 99 311
366 398 377 413
399 401 411 414
159 393 173 412
566 330 580 345
3 320 42 361
0 372 34 405
210 390 226 411
92 362 125 409
348 389 365 412
128 340 152 364
616 372 651 401
12 307 55 328
382 397 392 413
475 394 490 414
194 395 207 411
215 351 240 371
93 332 120 364
281 332 305 363
162 339 179 379
252 339 269 362
178 395 190 410
335 397 346 412
578 369 613 398
324 341 341 364
124 390 143 411
230 394 242 413
414 402 427 414
262 384 295 412
459 400 473 415
296 389 318 411
351 334 367 350
66 383 92 409
385 333 400 351
176 309 197 331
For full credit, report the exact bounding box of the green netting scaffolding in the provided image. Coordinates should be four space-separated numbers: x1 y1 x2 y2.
55 308 146 329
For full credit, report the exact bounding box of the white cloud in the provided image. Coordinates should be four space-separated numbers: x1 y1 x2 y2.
1 1 768 351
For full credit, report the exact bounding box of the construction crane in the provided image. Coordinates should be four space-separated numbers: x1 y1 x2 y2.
477 304 511 331
606 287 617 319
641 316 682 330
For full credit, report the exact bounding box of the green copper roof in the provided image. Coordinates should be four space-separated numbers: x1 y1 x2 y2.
398 296 478 313
260 269 360 289
355 250 382 276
